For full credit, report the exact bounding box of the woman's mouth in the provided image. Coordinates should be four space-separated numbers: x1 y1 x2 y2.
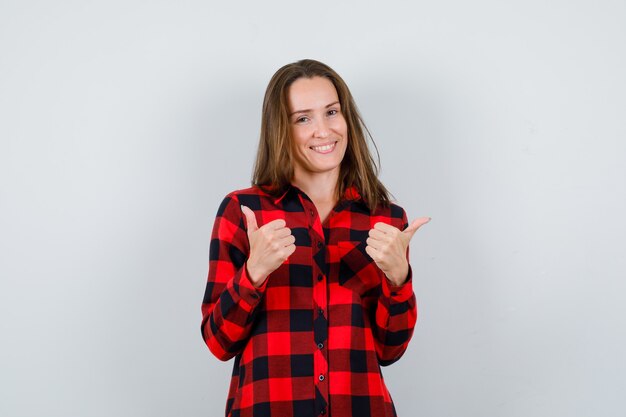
310 141 337 154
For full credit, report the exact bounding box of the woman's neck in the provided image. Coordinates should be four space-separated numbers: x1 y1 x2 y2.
291 169 339 205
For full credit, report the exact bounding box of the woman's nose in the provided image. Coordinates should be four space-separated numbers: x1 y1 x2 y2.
313 118 330 138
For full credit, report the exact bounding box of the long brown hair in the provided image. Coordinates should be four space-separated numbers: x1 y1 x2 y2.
252 59 391 211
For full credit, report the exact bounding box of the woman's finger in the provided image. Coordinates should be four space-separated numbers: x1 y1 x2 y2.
279 234 296 247
368 228 388 241
264 218 287 230
373 221 397 234
366 237 382 251
272 226 292 238
364 244 380 262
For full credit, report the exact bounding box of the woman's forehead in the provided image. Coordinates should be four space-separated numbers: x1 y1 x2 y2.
288 77 339 111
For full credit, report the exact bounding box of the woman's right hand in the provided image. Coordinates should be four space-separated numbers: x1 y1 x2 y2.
240 205 296 287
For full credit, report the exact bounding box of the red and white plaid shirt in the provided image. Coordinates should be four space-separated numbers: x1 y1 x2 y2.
201 184 418 417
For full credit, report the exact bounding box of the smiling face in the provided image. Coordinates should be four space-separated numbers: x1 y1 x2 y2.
287 76 348 184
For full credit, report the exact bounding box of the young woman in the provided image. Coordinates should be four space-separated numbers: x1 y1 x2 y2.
201 59 430 417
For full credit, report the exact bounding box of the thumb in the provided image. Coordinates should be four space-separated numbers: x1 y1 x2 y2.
402 216 431 240
240 205 259 233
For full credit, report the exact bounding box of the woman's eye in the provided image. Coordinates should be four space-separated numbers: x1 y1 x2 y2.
327 109 338 116
296 117 308 123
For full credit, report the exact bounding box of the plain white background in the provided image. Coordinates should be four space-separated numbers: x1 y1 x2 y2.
1 1 625 416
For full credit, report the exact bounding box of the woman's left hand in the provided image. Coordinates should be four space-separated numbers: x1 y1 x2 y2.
365 217 431 286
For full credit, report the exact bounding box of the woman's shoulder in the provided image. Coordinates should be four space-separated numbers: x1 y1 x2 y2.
365 201 408 229
213 185 272 219
220 185 275 207
223 185 266 198
388 202 407 219
364 198 405 216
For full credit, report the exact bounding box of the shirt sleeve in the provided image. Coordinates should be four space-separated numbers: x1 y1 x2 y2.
200 192 267 361
371 206 418 366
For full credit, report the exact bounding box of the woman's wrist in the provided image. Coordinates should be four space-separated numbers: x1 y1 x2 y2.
245 261 267 288
385 262 409 287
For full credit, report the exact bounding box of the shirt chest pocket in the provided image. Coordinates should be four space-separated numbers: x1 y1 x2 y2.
332 240 383 295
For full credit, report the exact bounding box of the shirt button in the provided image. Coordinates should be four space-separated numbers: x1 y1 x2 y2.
317 241 323 249
321 410 326 415
317 274 323 281
318 374 325 381
310 209 314 217
317 342 324 349
318 308 324 316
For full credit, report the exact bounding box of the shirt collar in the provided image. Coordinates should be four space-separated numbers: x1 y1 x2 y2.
271 186 291 205
272 184 362 205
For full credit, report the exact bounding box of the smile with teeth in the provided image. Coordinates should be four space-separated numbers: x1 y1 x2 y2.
310 141 337 154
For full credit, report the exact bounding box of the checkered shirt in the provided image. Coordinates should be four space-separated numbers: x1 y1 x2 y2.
201 184 418 417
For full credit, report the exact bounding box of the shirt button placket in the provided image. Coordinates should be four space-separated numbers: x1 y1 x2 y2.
311 225 329 417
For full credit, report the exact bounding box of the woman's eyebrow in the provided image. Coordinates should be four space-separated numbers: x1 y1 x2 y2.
289 101 340 117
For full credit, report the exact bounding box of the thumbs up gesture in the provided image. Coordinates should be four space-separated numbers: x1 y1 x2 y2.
365 216 431 286
241 205 296 288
